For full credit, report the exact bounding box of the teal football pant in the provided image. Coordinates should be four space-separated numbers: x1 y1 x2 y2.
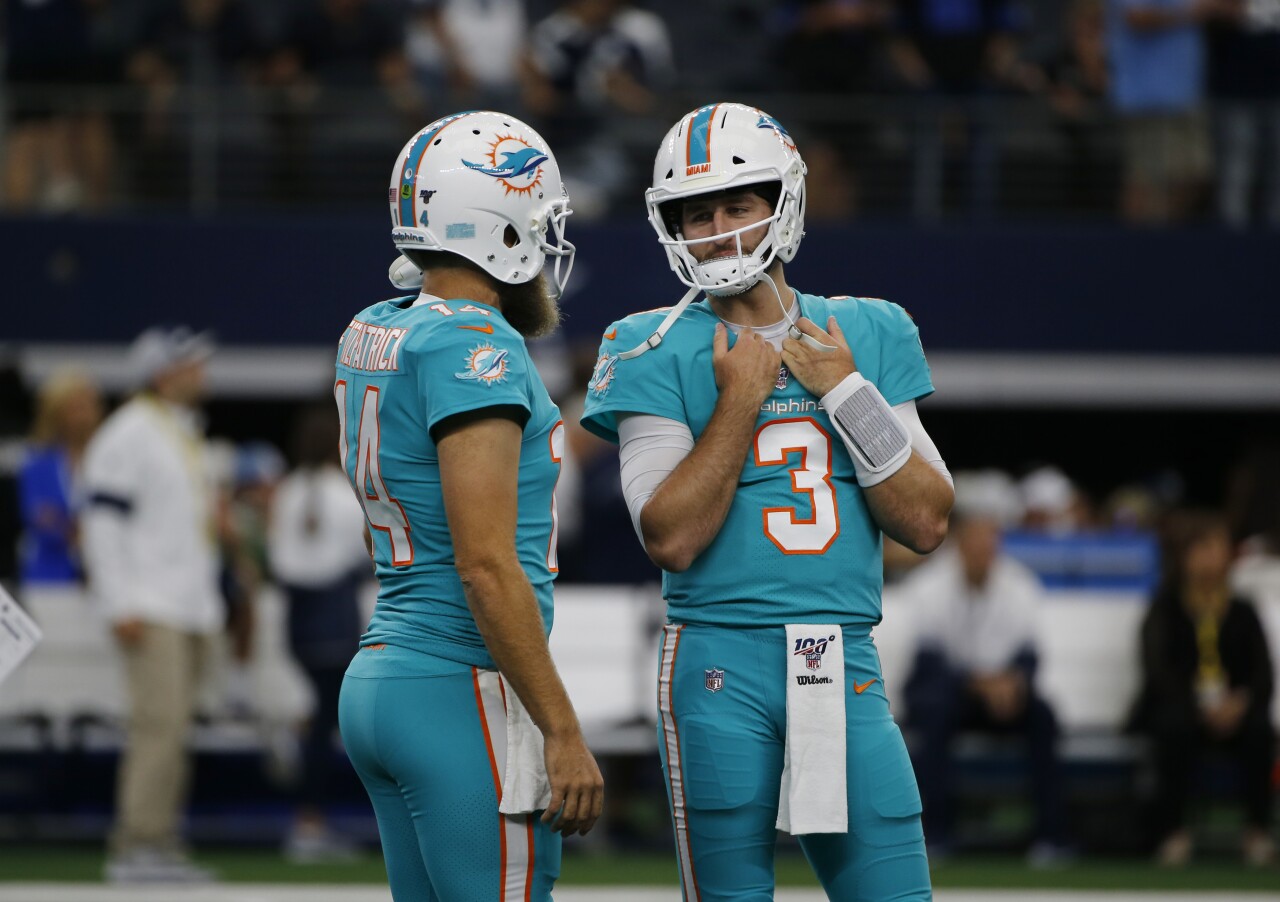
339 647 561 901
657 623 931 902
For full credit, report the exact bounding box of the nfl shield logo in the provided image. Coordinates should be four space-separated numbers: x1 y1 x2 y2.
776 366 789 390
705 669 724 692
805 652 822 671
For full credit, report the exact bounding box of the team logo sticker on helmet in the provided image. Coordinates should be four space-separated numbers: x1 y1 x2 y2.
756 113 797 152
454 343 510 385
463 134 549 196
588 353 618 397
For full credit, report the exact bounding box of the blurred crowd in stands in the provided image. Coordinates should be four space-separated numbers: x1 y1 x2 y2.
2 0 1278 225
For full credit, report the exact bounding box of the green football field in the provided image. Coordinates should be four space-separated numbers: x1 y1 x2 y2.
0 846 1276 893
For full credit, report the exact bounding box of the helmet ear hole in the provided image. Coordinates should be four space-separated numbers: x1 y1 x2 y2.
732 156 745 165
503 224 520 248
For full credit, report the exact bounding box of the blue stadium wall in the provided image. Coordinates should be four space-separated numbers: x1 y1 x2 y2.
2 215 1276 355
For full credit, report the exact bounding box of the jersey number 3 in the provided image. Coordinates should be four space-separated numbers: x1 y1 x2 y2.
335 380 413 566
754 418 840 554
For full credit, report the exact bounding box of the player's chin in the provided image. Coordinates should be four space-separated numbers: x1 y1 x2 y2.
501 271 561 340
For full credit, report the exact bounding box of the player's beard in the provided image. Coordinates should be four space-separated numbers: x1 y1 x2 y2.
500 272 561 339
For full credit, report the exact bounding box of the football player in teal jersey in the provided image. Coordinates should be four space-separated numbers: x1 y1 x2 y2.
581 103 955 900
335 110 603 902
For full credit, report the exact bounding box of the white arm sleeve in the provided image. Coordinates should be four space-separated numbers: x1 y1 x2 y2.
615 402 950 546
893 400 953 488
617 414 695 544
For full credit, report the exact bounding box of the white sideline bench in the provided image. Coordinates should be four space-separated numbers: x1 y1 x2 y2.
3 582 1279 756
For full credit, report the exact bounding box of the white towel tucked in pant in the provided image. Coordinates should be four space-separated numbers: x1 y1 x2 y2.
476 670 553 815
776 624 848 834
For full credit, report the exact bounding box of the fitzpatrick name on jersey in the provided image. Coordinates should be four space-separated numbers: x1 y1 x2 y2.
340 319 411 373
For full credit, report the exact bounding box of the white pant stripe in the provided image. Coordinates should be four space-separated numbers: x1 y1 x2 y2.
475 670 533 901
659 625 699 902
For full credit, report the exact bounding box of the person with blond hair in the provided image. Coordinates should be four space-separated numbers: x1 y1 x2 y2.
18 370 103 586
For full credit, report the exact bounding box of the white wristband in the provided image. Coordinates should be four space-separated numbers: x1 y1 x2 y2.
820 373 911 488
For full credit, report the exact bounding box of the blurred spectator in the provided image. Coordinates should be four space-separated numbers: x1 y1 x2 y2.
1105 0 1222 224
265 0 416 203
218 440 286 708
17 371 103 586
773 0 895 217
121 0 264 202
1207 0 1280 228
776 0 894 95
405 0 528 110
268 0 413 100
902 470 1069 863
1042 0 1115 213
268 404 368 863
1019 464 1090 532
2 0 121 211
524 0 675 216
1129 509 1275 867
889 0 1043 219
81 326 221 885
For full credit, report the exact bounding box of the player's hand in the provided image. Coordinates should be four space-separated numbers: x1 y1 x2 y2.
713 323 782 409
540 730 604 835
112 618 146 647
781 317 856 398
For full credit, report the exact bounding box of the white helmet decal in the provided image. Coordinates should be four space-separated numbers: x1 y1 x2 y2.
389 111 574 298
646 103 806 297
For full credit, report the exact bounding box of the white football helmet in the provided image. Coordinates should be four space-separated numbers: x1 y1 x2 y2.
389 110 574 297
646 103 806 297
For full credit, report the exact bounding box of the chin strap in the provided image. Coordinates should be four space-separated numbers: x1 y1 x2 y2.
760 270 837 352
617 286 703 360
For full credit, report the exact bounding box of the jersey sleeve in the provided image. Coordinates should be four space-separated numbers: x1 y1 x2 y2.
580 317 688 444
413 321 533 433
863 300 935 406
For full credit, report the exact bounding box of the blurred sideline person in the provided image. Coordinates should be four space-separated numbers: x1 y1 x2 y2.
18 370 103 587
1129 510 1275 867
338 111 602 901
81 327 221 885
581 103 953 900
268 405 368 862
901 471 1069 864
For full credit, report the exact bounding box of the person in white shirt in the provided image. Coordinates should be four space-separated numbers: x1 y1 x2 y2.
268 404 370 863
81 326 221 885
900 471 1068 864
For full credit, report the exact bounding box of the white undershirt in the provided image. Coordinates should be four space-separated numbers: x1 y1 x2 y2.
617 401 949 543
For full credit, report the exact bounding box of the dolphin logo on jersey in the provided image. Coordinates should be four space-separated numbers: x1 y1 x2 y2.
463 135 548 196
588 353 618 397
793 634 835 671
455 343 510 384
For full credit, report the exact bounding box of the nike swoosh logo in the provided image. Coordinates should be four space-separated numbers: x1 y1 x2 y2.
458 323 494 334
604 329 617 340
853 679 877 695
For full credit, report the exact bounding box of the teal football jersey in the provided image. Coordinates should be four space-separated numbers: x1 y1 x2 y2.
335 296 564 668
581 292 933 628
